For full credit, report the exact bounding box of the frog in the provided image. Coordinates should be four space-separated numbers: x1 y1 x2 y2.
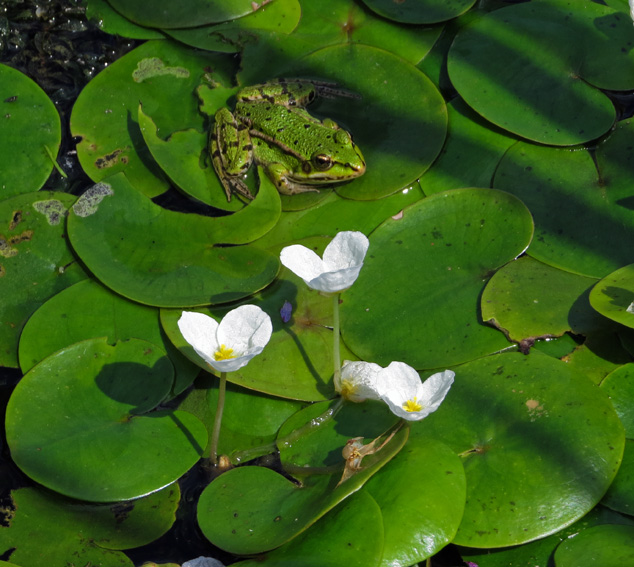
210 78 366 201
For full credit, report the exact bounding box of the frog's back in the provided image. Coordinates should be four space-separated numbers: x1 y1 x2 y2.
236 101 337 157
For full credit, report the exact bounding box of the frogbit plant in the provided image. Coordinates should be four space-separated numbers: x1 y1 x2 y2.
178 306 272 464
280 231 370 383
338 360 455 421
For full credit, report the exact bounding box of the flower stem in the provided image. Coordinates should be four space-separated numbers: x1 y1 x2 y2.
333 293 341 384
210 371 227 465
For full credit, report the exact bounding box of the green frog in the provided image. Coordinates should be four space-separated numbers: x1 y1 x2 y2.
210 79 366 201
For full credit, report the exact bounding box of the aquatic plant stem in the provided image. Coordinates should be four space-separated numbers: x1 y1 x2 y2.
210 371 227 465
333 293 341 383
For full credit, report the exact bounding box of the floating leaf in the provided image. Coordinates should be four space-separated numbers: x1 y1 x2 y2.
6 337 207 502
66 174 279 308
71 40 236 197
0 192 86 367
554 524 634 567
0 485 179 566
85 0 164 39
602 439 634 515
197 425 408 554
0 64 61 198
448 0 634 145
413 350 625 548
107 0 260 29
18 279 198 395
233 490 384 567
481 255 602 343
343 188 533 369
495 123 634 278
165 0 301 52
360 0 476 24
362 436 466 566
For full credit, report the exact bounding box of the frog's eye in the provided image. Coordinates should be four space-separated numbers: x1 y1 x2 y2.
312 153 333 171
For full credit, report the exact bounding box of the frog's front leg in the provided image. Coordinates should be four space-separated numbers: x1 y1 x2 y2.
264 163 322 196
211 108 255 201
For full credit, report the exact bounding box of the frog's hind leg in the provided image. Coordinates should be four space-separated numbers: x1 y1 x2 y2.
211 108 254 201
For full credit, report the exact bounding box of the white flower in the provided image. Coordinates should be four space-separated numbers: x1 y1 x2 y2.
630 0 634 24
376 362 454 421
337 360 383 402
279 231 369 293
178 305 272 373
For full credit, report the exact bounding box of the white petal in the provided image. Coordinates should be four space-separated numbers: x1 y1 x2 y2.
178 311 220 367
217 304 272 353
418 370 455 412
339 360 382 402
323 231 369 272
280 244 325 284
307 266 364 293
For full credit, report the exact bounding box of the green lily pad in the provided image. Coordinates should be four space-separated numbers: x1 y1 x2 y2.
0 485 179 566
256 184 424 250
283 43 447 200
412 350 625 548
239 0 443 86
460 505 634 567
495 124 634 278
17 279 199 395
5 337 207 502
107 0 260 29
600 363 634 438
177 374 304 463
602 439 634 515
66 174 279 308
342 188 533 369
164 0 301 52
362 436 466 565
0 192 87 367
590 264 634 328
360 0 476 24
161 263 356 401
71 40 236 197
197 424 408 554
233 490 384 567
481 255 602 343
421 98 516 195
85 0 164 39
0 64 61 199
554 524 634 567
447 0 634 145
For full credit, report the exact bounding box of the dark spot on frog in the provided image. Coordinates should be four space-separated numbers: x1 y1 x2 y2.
304 124 311 129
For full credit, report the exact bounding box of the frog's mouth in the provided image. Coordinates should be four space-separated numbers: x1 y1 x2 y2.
295 160 366 184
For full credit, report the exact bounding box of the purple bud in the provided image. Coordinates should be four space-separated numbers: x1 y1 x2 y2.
280 300 292 323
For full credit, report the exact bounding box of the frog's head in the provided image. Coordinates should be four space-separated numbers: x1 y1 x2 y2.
300 128 366 184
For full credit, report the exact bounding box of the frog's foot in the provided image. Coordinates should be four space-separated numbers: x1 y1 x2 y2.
263 164 321 196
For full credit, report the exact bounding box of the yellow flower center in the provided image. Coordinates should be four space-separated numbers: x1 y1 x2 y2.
214 344 236 361
340 379 358 400
402 397 423 412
